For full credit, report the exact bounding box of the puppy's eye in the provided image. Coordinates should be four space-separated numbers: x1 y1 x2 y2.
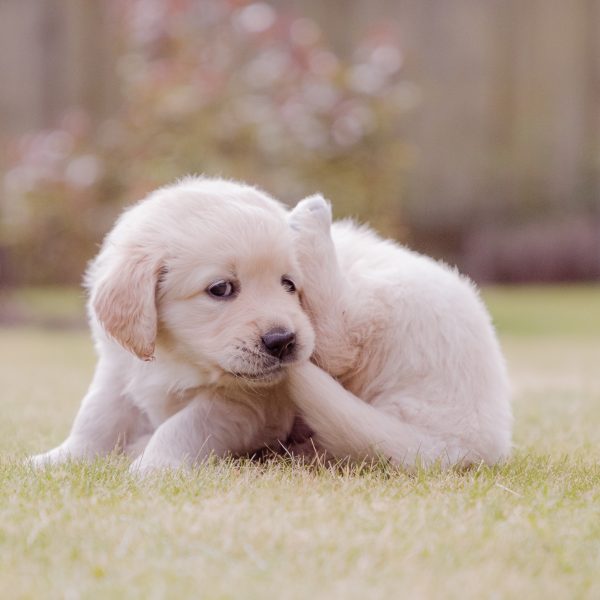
281 277 296 293
207 280 236 299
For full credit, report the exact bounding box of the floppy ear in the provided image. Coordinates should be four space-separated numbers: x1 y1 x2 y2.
91 249 162 361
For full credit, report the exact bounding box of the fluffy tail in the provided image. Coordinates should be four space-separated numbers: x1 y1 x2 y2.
287 362 473 469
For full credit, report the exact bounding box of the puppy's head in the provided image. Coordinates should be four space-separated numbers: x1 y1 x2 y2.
90 178 314 387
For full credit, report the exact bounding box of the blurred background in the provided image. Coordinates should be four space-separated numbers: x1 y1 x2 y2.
2 5 600 594
1 0 599 290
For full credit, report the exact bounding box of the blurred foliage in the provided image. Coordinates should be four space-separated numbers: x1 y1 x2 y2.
1 0 412 284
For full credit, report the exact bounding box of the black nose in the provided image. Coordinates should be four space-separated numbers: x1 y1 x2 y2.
261 328 296 360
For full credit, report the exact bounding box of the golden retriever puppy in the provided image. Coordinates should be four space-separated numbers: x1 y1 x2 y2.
30 177 511 472
30 178 315 473
286 196 512 468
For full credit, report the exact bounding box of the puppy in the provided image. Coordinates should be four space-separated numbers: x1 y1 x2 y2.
286 196 512 468
30 178 315 473
30 177 512 472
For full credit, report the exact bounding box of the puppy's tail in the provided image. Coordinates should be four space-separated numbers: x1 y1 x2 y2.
288 362 472 470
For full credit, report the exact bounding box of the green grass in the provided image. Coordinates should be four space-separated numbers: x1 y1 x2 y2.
1 286 599 599
483 285 600 337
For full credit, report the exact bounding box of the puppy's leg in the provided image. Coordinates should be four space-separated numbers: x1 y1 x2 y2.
288 361 476 470
28 358 144 466
288 196 357 376
129 394 264 475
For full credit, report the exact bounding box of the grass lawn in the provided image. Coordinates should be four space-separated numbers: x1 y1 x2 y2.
1 286 599 599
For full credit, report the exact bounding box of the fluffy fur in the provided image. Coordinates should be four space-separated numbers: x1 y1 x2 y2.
30 177 512 473
287 196 512 467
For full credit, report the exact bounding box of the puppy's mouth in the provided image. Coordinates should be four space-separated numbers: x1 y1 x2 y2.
229 364 286 384
227 360 295 385
224 341 301 385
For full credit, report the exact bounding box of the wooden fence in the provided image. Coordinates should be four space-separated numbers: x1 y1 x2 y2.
1 0 599 279
0 0 117 134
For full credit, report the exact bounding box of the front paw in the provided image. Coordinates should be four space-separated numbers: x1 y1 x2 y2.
27 454 52 469
27 446 71 468
288 194 332 234
129 453 185 477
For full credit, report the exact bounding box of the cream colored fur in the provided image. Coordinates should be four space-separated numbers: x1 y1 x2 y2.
30 177 512 473
287 196 512 467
